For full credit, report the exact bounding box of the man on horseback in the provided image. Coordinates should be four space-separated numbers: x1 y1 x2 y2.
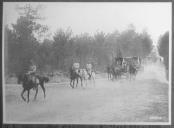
26 60 38 89
69 62 82 88
86 63 94 80
71 63 80 74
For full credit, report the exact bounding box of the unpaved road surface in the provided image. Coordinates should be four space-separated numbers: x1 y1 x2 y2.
4 63 169 124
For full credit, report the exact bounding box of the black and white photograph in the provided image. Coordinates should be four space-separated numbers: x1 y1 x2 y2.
2 2 172 125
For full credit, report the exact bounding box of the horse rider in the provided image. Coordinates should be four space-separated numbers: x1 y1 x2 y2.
86 63 94 80
26 60 37 85
70 62 80 76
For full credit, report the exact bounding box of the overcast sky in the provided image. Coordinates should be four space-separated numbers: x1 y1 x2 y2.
3 2 172 43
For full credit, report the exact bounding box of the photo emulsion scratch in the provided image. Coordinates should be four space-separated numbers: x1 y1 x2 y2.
2 2 172 125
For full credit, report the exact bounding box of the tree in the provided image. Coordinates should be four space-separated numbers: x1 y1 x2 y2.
52 28 73 70
117 27 153 58
35 39 54 73
6 4 48 75
158 31 169 73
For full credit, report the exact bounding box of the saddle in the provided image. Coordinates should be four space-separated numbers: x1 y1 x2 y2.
26 73 39 89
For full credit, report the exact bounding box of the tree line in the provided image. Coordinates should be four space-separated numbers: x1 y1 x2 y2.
158 31 169 80
4 4 169 77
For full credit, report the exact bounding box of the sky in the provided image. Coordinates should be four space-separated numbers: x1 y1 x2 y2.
3 2 172 43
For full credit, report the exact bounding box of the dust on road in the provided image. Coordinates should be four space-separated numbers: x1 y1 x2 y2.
4 63 169 124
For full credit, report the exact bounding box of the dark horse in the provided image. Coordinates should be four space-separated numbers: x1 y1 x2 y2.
18 74 49 103
69 68 82 88
106 65 112 80
128 63 138 80
111 65 122 80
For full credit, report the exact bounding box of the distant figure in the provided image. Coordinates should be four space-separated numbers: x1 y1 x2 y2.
128 63 138 80
107 65 112 80
69 62 82 88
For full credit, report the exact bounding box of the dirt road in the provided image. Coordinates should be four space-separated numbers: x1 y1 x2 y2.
4 63 169 124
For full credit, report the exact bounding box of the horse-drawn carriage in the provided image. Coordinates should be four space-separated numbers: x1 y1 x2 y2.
107 56 142 80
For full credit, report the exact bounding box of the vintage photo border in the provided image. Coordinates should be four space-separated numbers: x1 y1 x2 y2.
1 0 173 127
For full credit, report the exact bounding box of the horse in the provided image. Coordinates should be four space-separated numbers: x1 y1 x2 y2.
111 66 121 80
128 63 138 80
85 64 96 86
86 69 96 86
106 65 112 80
17 74 49 103
69 67 83 88
78 69 89 87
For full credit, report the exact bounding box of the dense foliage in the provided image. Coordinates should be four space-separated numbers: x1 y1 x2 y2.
158 32 169 70
158 32 169 79
4 5 153 76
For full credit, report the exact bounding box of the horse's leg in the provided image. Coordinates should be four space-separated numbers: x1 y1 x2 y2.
76 78 79 88
80 77 83 87
72 79 75 88
27 90 30 103
40 83 46 98
114 72 117 80
21 88 26 102
130 73 132 81
85 79 87 86
134 72 137 80
115 72 117 80
70 79 73 88
34 85 39 100
91 73 95 86
92 77 95 87
112 73 114 81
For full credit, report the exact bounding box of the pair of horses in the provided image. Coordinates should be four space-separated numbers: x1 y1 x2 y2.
17 74 49 103
70 68 95 88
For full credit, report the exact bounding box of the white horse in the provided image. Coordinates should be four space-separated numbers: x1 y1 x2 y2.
79 68 95 87
79 69 89 87
86 64 96 86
